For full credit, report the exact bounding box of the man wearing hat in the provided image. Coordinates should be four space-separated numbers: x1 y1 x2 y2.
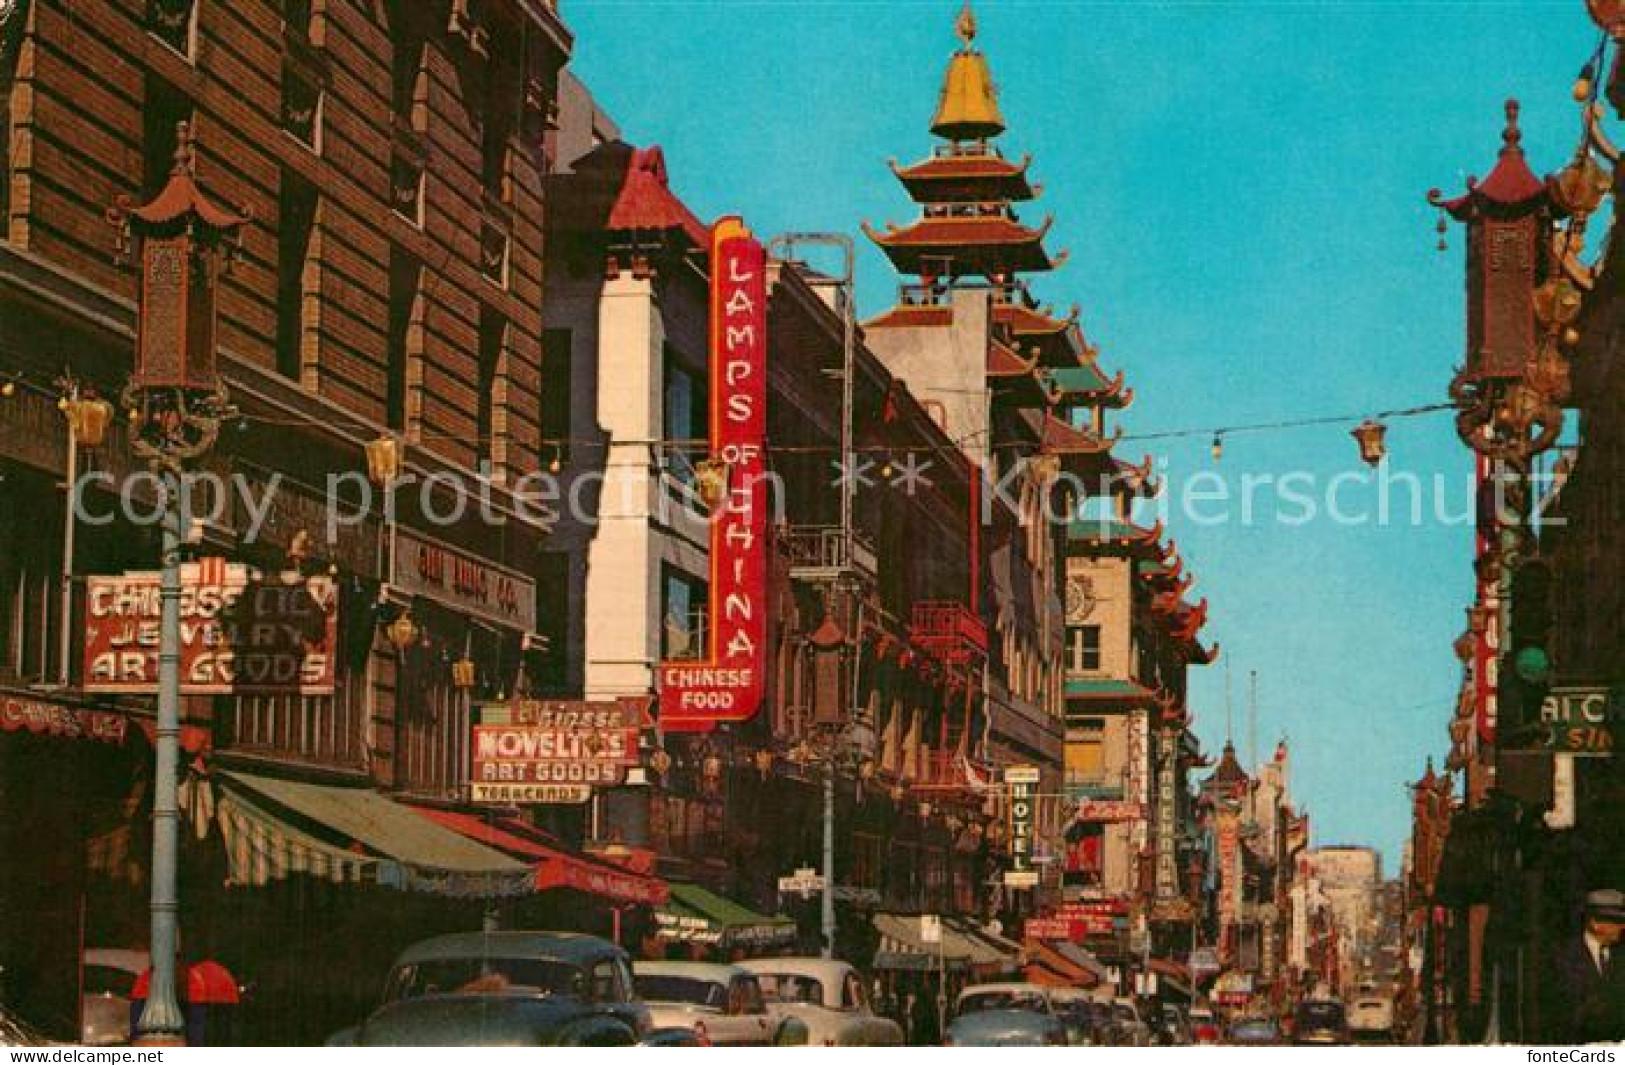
1544 889 1625 1044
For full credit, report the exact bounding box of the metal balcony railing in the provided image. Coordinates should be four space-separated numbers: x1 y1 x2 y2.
910 600 988 663
784 525 877 583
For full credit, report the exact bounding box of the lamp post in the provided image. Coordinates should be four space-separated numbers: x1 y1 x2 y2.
108 122 247 1045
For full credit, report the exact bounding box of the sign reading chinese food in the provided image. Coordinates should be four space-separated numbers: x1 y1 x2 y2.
470 697 646 804
83 560 337 695
658 218 768 731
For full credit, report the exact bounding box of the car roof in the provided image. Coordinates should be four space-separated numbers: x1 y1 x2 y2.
737 957 853 981
634 961 751 982
393 931 622 967
960 982 1048 998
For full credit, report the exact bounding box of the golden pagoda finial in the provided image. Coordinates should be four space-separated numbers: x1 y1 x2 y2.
956 0 977 47
932 0 1004 141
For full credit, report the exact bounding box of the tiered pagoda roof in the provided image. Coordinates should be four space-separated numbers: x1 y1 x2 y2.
863 1 1138 484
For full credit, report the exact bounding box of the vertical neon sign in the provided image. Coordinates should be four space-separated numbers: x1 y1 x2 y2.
658 218 768 732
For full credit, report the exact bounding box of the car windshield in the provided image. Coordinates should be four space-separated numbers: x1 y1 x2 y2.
753 973 825 1007
384 957 587 1001
633 975 726 1009
959 991 1047 1015
1298 1002 1346 1026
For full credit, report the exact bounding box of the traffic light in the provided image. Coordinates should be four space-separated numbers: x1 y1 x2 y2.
1500 557 1555 734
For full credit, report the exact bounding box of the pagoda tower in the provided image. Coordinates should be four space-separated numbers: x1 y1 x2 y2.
862 2 1144 504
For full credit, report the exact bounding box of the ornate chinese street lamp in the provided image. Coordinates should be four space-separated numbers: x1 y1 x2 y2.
107 122 248 1045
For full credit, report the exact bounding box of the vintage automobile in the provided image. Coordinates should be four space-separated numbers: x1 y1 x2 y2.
1188 1005 1222 1046
1227 1014 1284 1046
79 948 147 1046
1047 986 1113 1046
1349 993 1395 1042
632 961 803 1046
945 983 1068 1047
1110 996 1154 1046
328 931 654 1046
1293 998 1351 1046
737 957 903 1046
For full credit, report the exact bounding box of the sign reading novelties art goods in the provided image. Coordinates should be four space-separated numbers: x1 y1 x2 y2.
470 697 647 804
393 530 536 633
658 218 768 732
83 560 337 695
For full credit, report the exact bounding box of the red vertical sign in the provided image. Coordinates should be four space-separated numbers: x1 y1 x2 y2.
658 218 767 731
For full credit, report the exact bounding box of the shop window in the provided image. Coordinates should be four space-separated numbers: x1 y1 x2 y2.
395 653 467 798
1065 718 1104 786
275 171 317 383
226 659 368 769
386 249 422 433
539 329 571 465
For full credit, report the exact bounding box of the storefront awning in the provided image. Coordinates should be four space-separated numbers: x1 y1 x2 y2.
944 917 1023 971
411 807 668 907
1024 939 1104 988
215 771 532 898
872 913 971 972
655 883 796 950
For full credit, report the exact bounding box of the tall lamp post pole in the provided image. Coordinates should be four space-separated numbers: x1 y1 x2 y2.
108 122 246 1045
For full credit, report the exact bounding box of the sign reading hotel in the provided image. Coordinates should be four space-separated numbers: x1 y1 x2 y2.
1003 765 1040 888
393 530 537 633
83 560 337 695
470 696 646 804
658 218 768 732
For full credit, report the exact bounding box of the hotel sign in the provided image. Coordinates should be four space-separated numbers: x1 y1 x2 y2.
470 697 646 804
1004 765 1040 888
393 530 536 632
659 218 768 731
83 560 337 695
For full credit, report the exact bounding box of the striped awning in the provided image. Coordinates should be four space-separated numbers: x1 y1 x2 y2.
212 771 533 898
871 913 971 972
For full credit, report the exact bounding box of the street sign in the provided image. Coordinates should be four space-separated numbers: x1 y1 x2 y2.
1003 766 1041 785
1003 870 1039 889
778 867 825 897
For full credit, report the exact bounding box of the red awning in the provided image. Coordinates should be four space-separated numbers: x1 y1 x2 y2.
410 807 668 907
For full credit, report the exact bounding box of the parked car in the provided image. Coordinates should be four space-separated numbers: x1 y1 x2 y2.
946 983 1067 1047
1 1003 49 1047
1110 996 1153 1046
1349 993 1395 1042
1154 1001 1192 1045
80 948 147 1046
1227 1015 1283 1046
328 931 653 1046
633 961 801 1046
1047 987 1111 1046
1189 1005 1222 1046
737 958 903 1046
1293 999 1352 1046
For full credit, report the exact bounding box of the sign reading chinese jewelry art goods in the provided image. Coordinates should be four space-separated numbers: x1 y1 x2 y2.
1003 765 1040 888
83 560 337 695
393 530 536 633
469 696 646 804
658 218 768 732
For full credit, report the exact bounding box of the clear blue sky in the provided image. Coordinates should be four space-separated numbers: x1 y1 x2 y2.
564 0 1601 868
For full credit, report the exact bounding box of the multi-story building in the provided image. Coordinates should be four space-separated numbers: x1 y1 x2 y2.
0 0 691 1043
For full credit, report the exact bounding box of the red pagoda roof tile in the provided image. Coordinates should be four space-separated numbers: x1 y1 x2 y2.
864 303 954 330
863 215 1063 274
891 151 1036 202
1429 100 1554 220
605 146 709 246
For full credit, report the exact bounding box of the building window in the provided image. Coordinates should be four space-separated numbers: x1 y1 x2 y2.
1065 721 1105 787
1068 624 1101 674
386 249 422 433
661 566 707 661
479 218 509 287
282 0 312 38
477 308 508 473
662 346 705 487
147 0 198 58
142 77 194 199
275 171 317 383
280 61 323 151
540 329 571 465
0 0 26 236
385 0 429 224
